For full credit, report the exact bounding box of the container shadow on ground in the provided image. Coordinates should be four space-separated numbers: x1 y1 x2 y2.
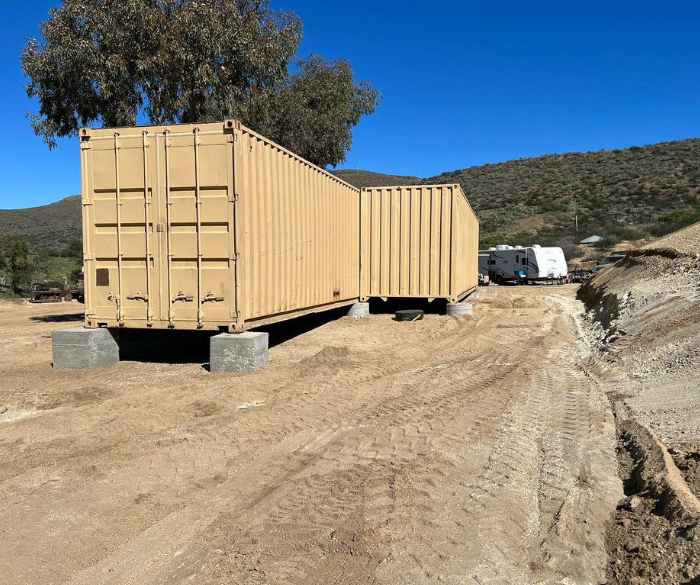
65 299 451 366
369 297 449 316
116 306 352 366
31 312 84 323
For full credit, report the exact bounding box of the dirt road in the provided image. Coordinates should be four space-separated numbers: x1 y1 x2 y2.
0 287 621 585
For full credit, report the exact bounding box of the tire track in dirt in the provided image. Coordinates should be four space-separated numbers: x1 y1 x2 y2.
463 331 619 584
168 326 541 584
2 288 621 585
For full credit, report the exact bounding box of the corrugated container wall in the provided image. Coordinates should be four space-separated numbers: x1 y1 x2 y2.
80 120 361 331
360 185 479 302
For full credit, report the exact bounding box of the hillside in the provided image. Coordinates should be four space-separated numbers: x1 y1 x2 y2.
332 169 422 188
433 139 700 249
3 139 700 254
338 139 700 252
0 195 81 252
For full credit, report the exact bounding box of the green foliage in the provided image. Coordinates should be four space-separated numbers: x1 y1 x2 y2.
338 138 700 247
69 266 83 283
21 0 378 167
0 235 33 293
34 247 52 275
62 239 82 261
650 209 700 237
265 55 380 169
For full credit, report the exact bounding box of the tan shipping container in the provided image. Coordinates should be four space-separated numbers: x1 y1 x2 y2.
360 185 479 302
80 120 361 331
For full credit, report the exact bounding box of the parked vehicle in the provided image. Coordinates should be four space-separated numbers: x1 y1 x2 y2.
478 253 489 280
480 245 568 285
569 266 592 284
28 283 63 303
64 269 85 303
592 251 628 274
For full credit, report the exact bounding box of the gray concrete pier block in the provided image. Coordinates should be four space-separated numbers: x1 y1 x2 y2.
210 331 269 373
447 302 474 317
52 327 120 369
347 302 370 319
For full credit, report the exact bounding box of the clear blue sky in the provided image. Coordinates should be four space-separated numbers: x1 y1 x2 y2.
2 0 700 209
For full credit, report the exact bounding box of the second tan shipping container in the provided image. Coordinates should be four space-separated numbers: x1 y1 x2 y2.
360 185 479 302
80 120 361 331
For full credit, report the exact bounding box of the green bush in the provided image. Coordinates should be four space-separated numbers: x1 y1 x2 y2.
649 210 700 237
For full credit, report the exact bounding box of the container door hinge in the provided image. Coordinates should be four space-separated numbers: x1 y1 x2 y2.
80 128 92 149
223 120 241 133
229 192 240 203
82 199 93 206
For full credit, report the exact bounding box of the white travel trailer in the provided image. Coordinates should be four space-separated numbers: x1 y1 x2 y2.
478 252 490 276
481 245 568 284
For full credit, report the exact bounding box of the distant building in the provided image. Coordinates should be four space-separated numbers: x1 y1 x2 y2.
580 235 603 245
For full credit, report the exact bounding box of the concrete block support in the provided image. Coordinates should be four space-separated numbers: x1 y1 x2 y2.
347 302 370 319
210 331 269 373
52 327 120 369
447 302 474 317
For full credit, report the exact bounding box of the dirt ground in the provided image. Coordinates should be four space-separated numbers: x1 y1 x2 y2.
0 287 623 585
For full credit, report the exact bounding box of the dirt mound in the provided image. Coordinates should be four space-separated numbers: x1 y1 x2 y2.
300 345 351 366
641 219 700 256
578 226 700 370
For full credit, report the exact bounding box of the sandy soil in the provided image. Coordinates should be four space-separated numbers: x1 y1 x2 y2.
0 288 621 585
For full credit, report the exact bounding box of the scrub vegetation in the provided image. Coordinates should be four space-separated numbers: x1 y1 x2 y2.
336 138 700 249
0 233 81 296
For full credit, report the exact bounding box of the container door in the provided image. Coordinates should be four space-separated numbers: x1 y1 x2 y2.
160 127 236 328
85 131 158 327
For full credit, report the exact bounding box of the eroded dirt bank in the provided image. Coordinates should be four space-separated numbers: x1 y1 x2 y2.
0 287 620 585
578 222 700 584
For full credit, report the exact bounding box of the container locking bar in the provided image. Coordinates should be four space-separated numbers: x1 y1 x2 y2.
193 127 204 329
113 131 125 327
164 130 175 328
142 130 153 326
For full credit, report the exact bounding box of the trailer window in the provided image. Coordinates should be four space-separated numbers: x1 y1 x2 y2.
522 257 527 266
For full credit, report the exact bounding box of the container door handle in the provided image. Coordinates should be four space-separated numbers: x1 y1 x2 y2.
172 291 193 302
127 292 149 302
202 293 225 303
